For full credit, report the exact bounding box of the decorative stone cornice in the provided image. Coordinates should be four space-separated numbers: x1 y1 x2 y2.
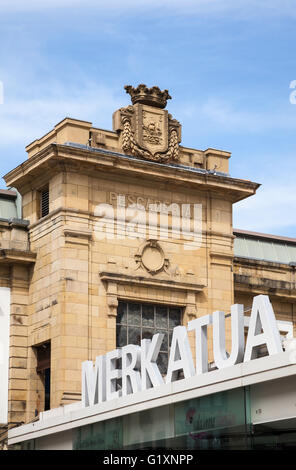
234 256 293 272
63 227 92 240
99 271 205 293
234 273 296 300
0 249 36 265
99 271 203 319
4 143 260 203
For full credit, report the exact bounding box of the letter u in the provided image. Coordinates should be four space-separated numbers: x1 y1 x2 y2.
213 304 244 369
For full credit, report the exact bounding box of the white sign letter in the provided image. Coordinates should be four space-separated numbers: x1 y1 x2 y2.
82 355 106 407
122 344 142 396
188 315 212 374
244 295 283 362
166 326 195 383
141 333 164 390
106 349 122 401
213 304 244 369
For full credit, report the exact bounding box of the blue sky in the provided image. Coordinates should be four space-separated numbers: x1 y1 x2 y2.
0 0 295 236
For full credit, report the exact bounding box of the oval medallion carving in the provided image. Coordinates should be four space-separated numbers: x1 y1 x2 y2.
135 240 169 275
141 245 164 273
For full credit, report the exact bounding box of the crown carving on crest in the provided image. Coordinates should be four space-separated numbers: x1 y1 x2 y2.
124 84 172 109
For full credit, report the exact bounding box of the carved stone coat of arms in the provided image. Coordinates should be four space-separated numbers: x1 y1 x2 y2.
113 84 182 163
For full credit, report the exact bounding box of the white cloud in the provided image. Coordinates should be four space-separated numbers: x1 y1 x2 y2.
172 97 296 137
202 99 296 133
0 81 125 146
234 183 296 234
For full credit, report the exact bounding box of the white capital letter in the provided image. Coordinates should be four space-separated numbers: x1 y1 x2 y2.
82 355 106 407
213 304 244 369
188 315 212 374
141 333 164 390
166 326 195 383
105 349 122 401
244 295 283 362
121 344 141 396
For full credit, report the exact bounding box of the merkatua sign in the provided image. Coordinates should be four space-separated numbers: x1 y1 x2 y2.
82 295 284 408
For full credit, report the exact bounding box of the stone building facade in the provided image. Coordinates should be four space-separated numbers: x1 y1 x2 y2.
0 84 295 445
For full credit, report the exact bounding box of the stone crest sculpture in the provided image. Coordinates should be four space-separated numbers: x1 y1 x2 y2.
113 84 181 163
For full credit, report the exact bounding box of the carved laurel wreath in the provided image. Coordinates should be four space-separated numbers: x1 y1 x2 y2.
121 116 179 163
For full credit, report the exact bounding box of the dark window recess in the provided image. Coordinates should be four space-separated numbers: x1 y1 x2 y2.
116 302 182 376
36 342 50 372
35 342 51 411
44 368 50 411
40 188 49 217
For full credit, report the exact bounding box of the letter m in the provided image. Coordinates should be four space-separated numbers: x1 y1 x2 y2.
82 356 106 407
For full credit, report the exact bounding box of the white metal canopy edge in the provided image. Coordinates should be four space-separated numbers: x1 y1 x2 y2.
8 351 296 445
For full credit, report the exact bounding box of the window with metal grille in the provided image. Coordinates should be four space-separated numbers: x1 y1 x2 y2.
40 188 49 218
116 302 182 375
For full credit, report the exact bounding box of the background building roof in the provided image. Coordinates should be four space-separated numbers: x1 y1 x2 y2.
234 229 296 265
0 189 21 220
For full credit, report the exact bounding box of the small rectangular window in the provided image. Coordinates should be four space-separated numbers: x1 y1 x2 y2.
40 187 49 218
